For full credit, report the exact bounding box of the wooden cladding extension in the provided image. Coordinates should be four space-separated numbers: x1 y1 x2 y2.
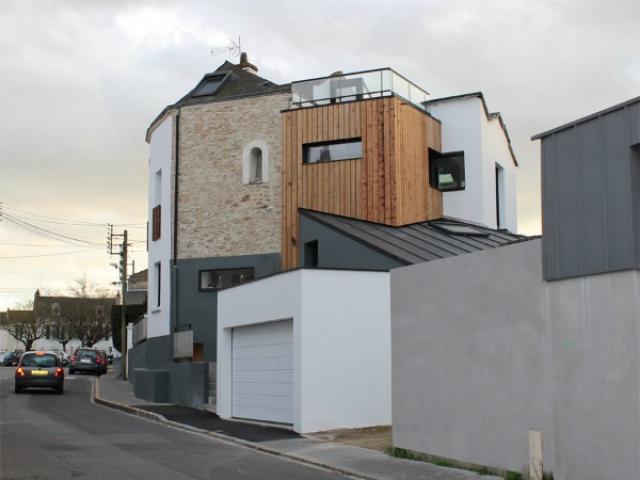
281 96 442 270
152 205 161 241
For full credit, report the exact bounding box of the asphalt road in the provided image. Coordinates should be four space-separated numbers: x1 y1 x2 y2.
0 368 346 480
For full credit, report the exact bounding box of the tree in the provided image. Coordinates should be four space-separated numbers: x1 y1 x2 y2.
0 300 46 350
48 302 74 352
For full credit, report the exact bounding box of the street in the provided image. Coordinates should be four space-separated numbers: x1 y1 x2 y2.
0 368 346 480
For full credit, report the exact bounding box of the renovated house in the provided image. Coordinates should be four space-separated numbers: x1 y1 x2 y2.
391 97 640 479
136 54 521 413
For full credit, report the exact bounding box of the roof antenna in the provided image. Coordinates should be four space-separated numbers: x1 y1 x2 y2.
210 36 241 59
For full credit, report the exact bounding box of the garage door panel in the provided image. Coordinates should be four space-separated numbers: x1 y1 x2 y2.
232 322 292 348
233 393 294 410
233 381 293 396
233 356 293 372
233 406 293 424
233 343 293 360
233 369 292 384
232 319 293 424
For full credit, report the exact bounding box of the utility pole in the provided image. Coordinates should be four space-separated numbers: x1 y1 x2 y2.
120 230 128 380
109 226 129 380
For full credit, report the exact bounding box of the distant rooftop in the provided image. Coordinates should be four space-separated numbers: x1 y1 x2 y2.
290 68 430 111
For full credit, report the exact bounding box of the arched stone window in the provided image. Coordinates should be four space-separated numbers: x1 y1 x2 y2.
242 140 270 184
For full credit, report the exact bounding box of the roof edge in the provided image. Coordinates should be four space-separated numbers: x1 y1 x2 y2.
531 95 640 140
424 92 519 167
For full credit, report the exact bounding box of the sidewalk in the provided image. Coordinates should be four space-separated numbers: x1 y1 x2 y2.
94 372 502 480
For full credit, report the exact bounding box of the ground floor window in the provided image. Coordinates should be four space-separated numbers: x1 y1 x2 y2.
199 267 255 291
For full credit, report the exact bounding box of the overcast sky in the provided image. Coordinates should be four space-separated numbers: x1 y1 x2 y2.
0 0 638 310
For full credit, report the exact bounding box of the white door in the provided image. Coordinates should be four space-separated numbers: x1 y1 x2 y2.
232 320 293 424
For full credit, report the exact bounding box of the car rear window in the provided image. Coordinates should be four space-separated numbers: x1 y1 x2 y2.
21 354 59 367
76 350 97 359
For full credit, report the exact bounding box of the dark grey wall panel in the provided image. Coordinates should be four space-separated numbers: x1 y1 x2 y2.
174 253 281 361
128 335 172 384
298 214 403 271
540 98 640 281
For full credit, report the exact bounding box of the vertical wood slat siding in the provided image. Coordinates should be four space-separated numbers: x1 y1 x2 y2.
281 97 442 270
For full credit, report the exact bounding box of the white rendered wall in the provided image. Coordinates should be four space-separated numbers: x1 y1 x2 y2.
481 111 518 231
426 97 518 231
217 269 391 433
147 115 173 339
298 269 391 432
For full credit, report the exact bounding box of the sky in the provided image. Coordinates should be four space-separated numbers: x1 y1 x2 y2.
0 0 638 310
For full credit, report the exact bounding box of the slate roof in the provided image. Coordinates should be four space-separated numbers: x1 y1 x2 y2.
300 209 530 265
146 61 290 141
173 61 290 108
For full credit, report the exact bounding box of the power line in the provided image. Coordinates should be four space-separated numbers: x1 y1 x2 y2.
1 212 103 245
0 242 91 248
1 203 146 228
0 247 103 259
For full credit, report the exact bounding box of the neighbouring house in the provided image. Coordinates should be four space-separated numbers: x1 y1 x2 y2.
137 54 521 416
0 291 116 354
391 96 640 479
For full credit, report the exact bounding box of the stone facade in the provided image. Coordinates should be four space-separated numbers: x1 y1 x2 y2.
176 92 290 259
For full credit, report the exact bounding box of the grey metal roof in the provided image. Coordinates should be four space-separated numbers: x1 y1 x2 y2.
300 209 530 265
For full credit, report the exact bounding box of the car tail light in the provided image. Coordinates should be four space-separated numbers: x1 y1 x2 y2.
54 367 64 377
16 367 25 377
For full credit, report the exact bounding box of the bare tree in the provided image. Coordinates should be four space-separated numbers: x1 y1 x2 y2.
48 302 74 352
0 300 46 351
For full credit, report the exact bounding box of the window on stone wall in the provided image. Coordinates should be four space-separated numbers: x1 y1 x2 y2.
199 268 255 291
249 147 263 184
243 141 269 184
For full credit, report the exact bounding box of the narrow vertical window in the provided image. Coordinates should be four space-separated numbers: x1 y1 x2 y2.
155 262 161 308
250 147 263 184
152 169 162 240
495 163 505 228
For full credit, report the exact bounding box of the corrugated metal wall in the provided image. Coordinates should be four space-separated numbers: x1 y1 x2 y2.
540 98 640 281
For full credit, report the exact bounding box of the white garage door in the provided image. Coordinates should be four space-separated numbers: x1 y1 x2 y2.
232 319 293 424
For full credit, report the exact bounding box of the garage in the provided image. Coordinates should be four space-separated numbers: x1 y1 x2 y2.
218 269 390 433
231 319 293 424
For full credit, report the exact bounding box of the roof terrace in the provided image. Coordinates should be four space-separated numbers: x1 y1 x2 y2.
291 68 429 111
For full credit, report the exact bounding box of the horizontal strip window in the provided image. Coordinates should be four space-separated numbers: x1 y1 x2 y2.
303 138 362 164
199 267 255 291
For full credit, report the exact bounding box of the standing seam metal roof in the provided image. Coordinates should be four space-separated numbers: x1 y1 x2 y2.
300 209 530 265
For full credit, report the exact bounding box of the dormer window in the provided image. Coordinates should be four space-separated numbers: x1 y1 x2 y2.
192 73 229 97
249 147 263 184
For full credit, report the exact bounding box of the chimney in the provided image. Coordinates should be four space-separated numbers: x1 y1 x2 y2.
237 52 258 75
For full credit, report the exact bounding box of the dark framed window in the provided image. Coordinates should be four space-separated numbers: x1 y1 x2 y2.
199 267 255 291
429 150 465 191
303 240 319 268
303 138 362 164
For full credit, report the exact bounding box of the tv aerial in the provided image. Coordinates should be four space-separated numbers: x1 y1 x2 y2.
211 36 241 58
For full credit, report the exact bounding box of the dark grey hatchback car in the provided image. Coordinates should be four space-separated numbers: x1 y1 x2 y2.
15 351 64 394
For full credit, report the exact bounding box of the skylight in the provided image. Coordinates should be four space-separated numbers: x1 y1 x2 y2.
430 222 490 237
192 73 228 97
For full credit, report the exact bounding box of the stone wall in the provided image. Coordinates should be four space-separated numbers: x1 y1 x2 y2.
177 92 289 259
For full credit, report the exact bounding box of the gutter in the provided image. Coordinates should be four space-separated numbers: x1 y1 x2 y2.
173 109 181 330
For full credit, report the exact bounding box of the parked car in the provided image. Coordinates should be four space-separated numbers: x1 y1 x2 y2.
3 351 21 367
68 348 103 376
96 350 108 374
51 350 68 367
14 351 64 394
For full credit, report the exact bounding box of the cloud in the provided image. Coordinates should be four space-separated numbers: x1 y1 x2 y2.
0 0 638 307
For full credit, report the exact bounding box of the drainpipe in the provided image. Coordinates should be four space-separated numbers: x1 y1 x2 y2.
173 108 180 334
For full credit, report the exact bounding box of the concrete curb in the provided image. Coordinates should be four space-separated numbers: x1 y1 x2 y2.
92 378 373 480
